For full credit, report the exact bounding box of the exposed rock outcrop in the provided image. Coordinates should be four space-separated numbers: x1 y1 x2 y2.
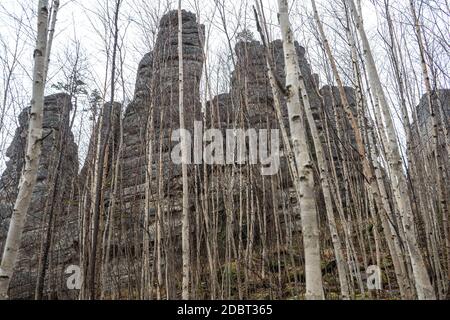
91 10 206 296
410 89 450 187
0 93 79 299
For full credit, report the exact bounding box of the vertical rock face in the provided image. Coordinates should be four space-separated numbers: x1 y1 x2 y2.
411 89 450 183
411 90 449 165
97 10 205 295
118 52 154 199
153 10 204 127
127 10 203 209
415 90 450 131
118 50 152 224
413 89 450 155
120 9 204 213
228 39 357 147
229 40 320 127
0 93 79 299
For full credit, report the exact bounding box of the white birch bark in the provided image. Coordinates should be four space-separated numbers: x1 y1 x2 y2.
178 1 190 300
43 0 59 83
0 0 49 300
277 0 324 300
142 101 154 300
255 0 349 299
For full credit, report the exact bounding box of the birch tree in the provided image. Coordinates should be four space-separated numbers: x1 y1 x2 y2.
277 0 324 300
178 0 191 300
0 0 49 300
33 0 63 300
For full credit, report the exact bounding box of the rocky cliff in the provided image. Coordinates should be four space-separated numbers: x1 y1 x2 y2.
0 93 79 299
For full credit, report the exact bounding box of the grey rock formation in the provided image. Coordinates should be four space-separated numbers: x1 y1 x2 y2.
94 10 206 296
411 89 449 162
416 89 450 131
410 89 450 184
0 93 79 299
121 9 204 219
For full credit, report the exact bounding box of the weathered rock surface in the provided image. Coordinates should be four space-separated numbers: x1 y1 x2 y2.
0 93 79 299
93 10 206 296
411 89 450 187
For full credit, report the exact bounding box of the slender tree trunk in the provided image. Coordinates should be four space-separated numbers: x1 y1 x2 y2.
178 1 190 300
43 0 59 83
277 0 324 300
0 0 49 300
142 98 154 300
32 0 61 301
88 0 121 300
